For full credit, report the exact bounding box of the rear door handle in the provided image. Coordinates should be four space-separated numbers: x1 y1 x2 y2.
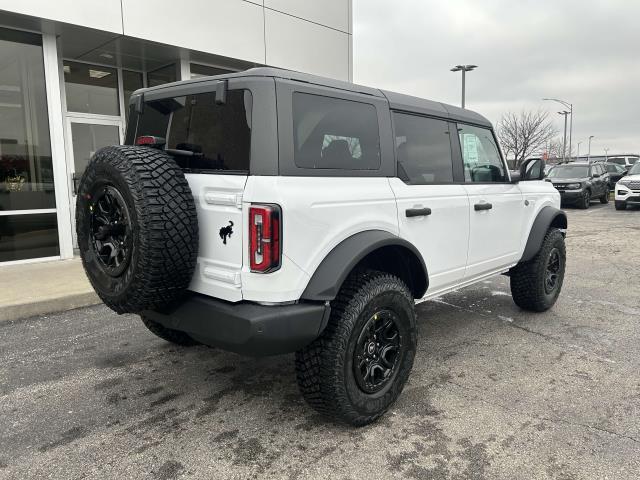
406 207 432 217
474 202 493 211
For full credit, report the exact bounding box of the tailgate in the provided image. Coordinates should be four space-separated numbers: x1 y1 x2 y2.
187 174 247 302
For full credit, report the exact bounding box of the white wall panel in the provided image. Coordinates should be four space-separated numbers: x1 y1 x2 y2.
265 0 350 33
121 0 265 64
0 0 123 34
265 9 349 81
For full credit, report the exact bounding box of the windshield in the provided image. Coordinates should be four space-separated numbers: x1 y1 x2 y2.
548 165 589 178
629 163 640 175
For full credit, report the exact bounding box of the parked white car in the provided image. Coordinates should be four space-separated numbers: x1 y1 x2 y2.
615 162 640 210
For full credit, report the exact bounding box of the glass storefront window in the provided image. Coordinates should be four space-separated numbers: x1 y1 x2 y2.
146 64 177 87
0 213 59 262
70 123 120 192
122 70 144 123
64 61 119 116
0 27 56 212
190 63 234 79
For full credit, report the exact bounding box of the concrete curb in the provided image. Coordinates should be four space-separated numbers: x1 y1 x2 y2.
0 292 102 324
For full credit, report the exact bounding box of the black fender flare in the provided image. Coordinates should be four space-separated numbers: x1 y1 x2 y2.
301 230 428 301
520 206 567 262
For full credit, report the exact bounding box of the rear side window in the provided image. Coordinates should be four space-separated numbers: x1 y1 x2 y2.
133 89 252 173
292 92 380 170
393 113 454 184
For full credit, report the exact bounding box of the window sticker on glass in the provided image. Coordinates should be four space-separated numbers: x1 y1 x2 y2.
462 134 480 165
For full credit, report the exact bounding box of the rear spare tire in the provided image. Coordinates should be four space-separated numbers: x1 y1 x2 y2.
76 146 198 314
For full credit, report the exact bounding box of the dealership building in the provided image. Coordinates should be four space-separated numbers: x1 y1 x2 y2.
0 0 352 264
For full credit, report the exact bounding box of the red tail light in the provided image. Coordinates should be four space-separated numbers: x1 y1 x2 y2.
135 135 166 147
249 204 281 273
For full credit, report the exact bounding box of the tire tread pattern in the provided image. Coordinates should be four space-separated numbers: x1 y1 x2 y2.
510 228 565 312
295 270 416 426
77 146 198 313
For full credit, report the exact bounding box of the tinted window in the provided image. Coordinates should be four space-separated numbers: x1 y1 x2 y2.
393 113 453 184
458 124 507 182
293 92 380 170
609 157 625 165
629 157 638 165
132 89 252 173
605 164 618 173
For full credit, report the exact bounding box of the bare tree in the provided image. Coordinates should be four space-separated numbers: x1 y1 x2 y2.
496 110 558 167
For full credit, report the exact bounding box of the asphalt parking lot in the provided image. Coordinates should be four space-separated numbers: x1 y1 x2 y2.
1 202 639 480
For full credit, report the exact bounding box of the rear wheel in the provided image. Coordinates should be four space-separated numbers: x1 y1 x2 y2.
615 201 627 211
140 315 199 346
295 270 417 426
510 228 566 312
600 189 609 204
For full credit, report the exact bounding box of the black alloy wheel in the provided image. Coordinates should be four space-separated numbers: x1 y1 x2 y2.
353 310 402 394
544 248 562 295
89 184 132 277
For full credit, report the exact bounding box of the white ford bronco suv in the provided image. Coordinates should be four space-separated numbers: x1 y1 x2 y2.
77 68 567 426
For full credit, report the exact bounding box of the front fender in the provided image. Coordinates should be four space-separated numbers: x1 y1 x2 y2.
520 206 567 262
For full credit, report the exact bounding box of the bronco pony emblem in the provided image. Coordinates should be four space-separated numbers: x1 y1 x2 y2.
219 221 234 245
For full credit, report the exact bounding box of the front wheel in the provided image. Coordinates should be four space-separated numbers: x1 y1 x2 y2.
615 201 627 211
510 228 566 312
579 190 591 209
295 270 417 426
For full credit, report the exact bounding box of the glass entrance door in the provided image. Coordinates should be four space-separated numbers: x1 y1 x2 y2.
65 118 122 245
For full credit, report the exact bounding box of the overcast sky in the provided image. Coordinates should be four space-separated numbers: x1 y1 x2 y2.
353 0 640 156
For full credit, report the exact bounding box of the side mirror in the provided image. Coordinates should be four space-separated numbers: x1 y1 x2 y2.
510 171 521 183
519 158 545 181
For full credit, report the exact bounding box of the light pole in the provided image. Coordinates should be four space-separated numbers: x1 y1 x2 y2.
451 65 477 109
604 147 609 161
577 141 583 160
558 111 570 161
588 135 595 161
543 98 573 160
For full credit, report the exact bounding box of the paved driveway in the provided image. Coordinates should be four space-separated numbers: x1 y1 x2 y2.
1 204 639 479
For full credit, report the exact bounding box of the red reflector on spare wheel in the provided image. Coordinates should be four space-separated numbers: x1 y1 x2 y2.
249 204 281 273
135 135 166 146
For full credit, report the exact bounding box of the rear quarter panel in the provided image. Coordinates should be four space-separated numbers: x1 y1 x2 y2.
241 176 399 302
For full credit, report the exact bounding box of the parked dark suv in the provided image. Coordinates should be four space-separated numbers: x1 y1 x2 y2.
547 162 610 208
604 162 627 189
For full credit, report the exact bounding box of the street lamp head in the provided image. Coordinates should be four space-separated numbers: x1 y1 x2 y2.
451 64 477 72
589 135 595 140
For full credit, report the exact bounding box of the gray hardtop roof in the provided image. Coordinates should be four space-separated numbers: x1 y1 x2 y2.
134 67 492 127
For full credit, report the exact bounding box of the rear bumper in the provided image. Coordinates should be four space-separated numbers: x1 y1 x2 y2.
144 294 330 356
